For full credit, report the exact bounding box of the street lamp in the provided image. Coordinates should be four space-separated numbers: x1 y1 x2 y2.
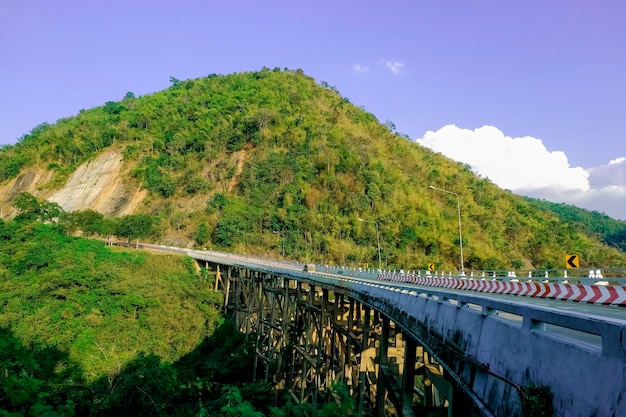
358 218 381 270
429 185 464 273
273 230 285 260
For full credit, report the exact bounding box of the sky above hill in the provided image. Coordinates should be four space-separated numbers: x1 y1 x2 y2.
1 0 624 220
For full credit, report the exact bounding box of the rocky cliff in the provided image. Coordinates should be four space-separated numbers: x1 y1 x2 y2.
0 149 145 219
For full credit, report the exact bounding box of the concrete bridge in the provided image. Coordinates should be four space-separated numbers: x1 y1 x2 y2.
183 249 626 417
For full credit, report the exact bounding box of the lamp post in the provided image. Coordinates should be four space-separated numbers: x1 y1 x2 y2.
273 230 285 260
429 185 464 273
358 218 381 270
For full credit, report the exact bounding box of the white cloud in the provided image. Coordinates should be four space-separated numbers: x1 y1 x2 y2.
377 59 405 74
352 64 369 74
588 157 626 189
416 125 626 221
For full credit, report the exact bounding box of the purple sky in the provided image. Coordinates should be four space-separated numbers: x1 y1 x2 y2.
1 1 625 219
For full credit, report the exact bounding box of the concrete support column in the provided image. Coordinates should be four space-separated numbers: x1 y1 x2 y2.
402 336 417 416
422 351 433 407
450 383 474 417
358 307 371 414
310 284 319 405
320 288 330 392
345 298 355 385
252 271 264 381
376 317 390 417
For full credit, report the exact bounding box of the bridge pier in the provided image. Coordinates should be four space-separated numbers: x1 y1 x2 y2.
191 253 626 416
206 261 479 416
376 317 390 417
402 337 417 415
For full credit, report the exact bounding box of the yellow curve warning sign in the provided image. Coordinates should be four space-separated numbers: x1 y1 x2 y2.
565 255 579 269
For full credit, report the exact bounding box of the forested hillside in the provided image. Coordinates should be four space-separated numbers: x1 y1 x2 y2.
0 67 624 270
0 217 222 379
0 215 359 415
0 67 624 416
525 197 626 252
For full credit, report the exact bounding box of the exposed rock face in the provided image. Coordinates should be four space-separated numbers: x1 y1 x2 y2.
5 169 54 202
0 168 53 219
48 150 146 216
0 149 146 218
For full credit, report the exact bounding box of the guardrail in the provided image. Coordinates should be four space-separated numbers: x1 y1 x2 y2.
321 266 626 286
109 239 626 285
309 275 626 357
108 241 626 305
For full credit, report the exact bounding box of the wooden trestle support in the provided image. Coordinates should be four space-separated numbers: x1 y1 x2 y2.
210 263 473 417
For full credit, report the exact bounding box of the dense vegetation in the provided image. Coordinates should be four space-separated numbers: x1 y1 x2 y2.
0 67 624 272
0 67 619 415
0 213 221 377
0 215 358 416
525 197 626 252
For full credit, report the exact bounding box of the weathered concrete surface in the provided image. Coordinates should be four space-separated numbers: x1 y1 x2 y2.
355 282 626 417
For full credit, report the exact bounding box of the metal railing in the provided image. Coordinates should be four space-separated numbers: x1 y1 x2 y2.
319 265 626 285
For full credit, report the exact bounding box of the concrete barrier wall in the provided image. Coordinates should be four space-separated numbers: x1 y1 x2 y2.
187 251 626 417
343 279 626 417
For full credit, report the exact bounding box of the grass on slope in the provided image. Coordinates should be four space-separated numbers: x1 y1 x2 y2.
0 219 222 381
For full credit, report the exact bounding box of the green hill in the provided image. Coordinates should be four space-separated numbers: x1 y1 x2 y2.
0 67 624 413
0 67 624 270
524 196 626 252
0 219 222 380
0 217 360 416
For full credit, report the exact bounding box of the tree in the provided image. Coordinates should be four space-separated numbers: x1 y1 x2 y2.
207 193 228 214
13 192 40 214
117 214 154 246
213 219 236 247
100 217 119 245
219 386 264 417
91 353 177 416
103 101 126 115
145 162 177 198
194 223 210 246
317 381 359 417
171 211 186 233
66 209 105 236
13 192 63 223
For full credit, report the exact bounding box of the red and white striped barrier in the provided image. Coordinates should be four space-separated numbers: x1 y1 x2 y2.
376 274 626 306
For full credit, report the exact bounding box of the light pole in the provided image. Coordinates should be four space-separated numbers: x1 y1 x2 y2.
429 185 464 273
358 218 381 270
273 230 285 260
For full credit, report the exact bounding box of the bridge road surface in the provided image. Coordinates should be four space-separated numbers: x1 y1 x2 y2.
187 248 625 350
185 248 625 321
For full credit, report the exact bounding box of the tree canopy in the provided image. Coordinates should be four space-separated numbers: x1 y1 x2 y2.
0 68 624 270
